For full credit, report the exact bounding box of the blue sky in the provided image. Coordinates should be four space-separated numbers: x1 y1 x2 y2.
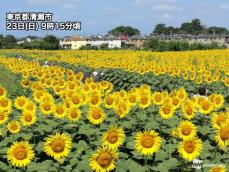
0 0 229 38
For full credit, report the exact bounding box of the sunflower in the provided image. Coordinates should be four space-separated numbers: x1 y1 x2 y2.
209 165 227 172
14 96 28 110
21 79 30 88
171 96 181 109
32 90 45 103
0 110 9 124
53 104 66 119
177 121 197 140
69 93 82 107
138 93 151 109
102 127 125 149
39 101 55 115
114 100 131 118
215 122 229 148
88 92 101 106
87 106 105 125
7 141 35 167
44 133 72 160
151 92 164 105
210 94 225 110
211 112 229 129
67 107 81 122
182 100 196 120
177 87 187 100
89 146 118 172
23 101 36 113
198 99 214 115
178 138 203 161
7 120 21 134
104 94 115 109
20 111 37 126
135 130 161 156
127 92 138 106
0 97 12 111
0 87 7 97
159 103 175 119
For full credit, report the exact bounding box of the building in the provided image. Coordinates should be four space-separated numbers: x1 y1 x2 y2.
59 36 87 49
107 36 122 48
17 36 42 44
126 36 147 49
86 35 108 47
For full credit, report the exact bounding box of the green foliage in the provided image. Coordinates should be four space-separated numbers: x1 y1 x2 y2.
108 26 140 37
144 39 226 51
153 18 228 35
0 34 18 49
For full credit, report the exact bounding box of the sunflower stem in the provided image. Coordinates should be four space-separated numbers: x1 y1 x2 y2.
58 162 61 172
144 156 148 166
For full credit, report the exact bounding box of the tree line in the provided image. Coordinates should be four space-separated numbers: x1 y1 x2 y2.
152 19 228 35
0 35 59 50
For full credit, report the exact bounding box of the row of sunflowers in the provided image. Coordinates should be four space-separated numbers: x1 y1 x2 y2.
0 49 229 87
0 51 228 171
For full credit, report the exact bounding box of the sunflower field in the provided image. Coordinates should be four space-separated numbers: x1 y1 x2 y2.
0 49 229 172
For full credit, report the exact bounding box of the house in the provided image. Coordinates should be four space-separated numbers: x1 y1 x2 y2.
126 36 147 49
17 36 42 44
106 36 122 48
59 36 86 50
86 35 109 47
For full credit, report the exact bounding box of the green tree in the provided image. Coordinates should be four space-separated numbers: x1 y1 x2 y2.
207 27 228 34
108 26 140 36
43 35 59 49
1 34 17 48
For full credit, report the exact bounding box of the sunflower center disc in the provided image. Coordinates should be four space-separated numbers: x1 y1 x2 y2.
11 123 18 130
97 152 112 167
155 95 161 102
14 147 27 160
92 110 101 119
186 107 193 115
71 111 78 118
44 104 51 111
24 114 32 122
163 107 171 115
141 97 148 105
56 107 64 114
1 99 8 107
107 132 118 144
51 139 65 153
220 126 229 141
106 98 113 105
141 135 154 148
181 126 192 135
184 141 195 153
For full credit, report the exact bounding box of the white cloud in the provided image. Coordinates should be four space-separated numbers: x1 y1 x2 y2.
134 0 176 6
160 13 174 20
219 4 229 10
62 0 81 10
153 4 182 11
27 0 81 9
27 0 55 5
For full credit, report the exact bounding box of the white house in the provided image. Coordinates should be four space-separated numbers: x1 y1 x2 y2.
86 35 109 47
59 36 87 49
107 36 122 48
